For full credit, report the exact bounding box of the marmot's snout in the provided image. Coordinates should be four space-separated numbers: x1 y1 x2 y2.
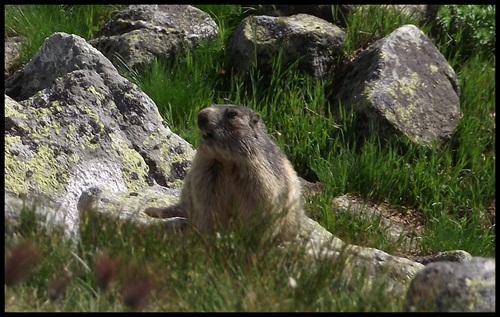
198 108 214 139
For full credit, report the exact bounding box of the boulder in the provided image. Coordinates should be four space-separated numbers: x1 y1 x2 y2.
406 257 495 312
229 14 346 80
330 24 460 146
89 5 218 70
4 32 195 236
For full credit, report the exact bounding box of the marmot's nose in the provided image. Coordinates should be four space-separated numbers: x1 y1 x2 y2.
197 110 210 130
198 108 215 138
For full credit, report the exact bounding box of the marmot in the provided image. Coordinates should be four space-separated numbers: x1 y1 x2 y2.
146 104 306 241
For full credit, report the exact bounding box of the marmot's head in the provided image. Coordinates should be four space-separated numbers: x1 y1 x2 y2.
197 104 268 158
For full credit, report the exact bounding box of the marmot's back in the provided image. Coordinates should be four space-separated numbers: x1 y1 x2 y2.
182 104 306 241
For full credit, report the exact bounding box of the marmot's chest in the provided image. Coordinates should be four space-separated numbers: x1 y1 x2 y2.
210 161 255 189
205 160 270 209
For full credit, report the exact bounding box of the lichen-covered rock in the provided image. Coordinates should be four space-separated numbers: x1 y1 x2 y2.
287 216 425 297
5 33 118 102
406 257 495 312
89 4 218 70
229 14 346 80
4 32 195 236
331 24 460 146
78 186 187 230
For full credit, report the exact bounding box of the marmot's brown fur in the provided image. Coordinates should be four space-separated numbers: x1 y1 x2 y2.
146 104 306 241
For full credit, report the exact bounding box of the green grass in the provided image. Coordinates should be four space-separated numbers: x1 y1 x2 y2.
4 4 495 312
5 206 405 312
341 5 423 59
4 5 126 64
431 5 496 68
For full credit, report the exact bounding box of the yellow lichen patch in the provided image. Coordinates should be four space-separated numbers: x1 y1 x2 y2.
430 64 439 74
27 105 51 121
461 276 496 311
364 71 434 145
81 105 100 122
376 72 421 123
380 50 390 61
80 142 97 151
244 18 273 44
53 124 61 136
65 130 79 146
4 136 30 195
87 85 106 101
32 145 70 194
110 139 149 192
5 97 28 121
51 100 63 113
398 72 420 98
465 275 495 290
16 99 68 139
75 128 98 151
5 139 70 196
142 132 195 189
288 15 329 33
68 153 80 164
168 178 185 190
34 122 53 139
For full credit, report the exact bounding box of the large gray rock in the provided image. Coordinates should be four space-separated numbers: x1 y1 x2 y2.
229 14 346 80
4 32 195 236
89 5 218 70
331 24 460 146
5 32 119 101
406 257 495 312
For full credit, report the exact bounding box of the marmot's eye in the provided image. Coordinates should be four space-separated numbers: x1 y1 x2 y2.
226 111 238 119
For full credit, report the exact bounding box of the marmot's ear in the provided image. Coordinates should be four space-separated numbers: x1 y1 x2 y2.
250 113 261 127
